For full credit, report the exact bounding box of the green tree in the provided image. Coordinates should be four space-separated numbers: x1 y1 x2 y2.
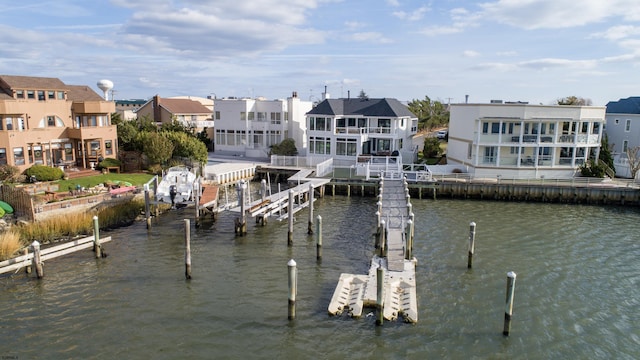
138 131 174 165
557 96 593 105
599 134 615 174
270 138 298 156
422 137 442 158
196 128 212 150
163 131 208 164
358 89 368 99
408 96 449 131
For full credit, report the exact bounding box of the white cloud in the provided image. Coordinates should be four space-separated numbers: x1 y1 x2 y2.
347 32 393 44
480 0 640 30
463 50 480 58
590 25 640 41
386 0 400 7
392 6 430 21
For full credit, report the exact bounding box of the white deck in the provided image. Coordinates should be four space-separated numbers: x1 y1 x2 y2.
204 163 257 185
328 178 418 323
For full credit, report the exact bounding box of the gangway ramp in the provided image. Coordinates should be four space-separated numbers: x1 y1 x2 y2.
328 177 418 323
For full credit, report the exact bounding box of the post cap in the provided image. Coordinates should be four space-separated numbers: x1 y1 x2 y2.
31 240 40 248
288 259 297 267
507 271 517 279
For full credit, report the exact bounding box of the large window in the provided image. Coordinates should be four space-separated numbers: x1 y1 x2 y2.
625 119 631 132
105 140 113 155
0 148 6 165
13 147 24 165
267 130 281 146
15 90 24 99
483 146 497 163
336 138 357 156
309 117 330 132
309 137 330 155
31 146 43 164
270 112 281 124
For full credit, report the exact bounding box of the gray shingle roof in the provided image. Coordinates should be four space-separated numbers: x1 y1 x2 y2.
606 97 640 114
307 98 416 118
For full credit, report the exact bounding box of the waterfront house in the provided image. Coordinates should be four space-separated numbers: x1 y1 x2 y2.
213 92 312 158
114 99 147 121
0 75 117 171
305 97 418 164
605 97 640 178
136 95 214 135
447 101 606 179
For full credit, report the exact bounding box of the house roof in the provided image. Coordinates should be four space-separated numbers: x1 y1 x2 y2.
307 98 416 118
606 97 640 114
159 98 211 114
66 85 104 101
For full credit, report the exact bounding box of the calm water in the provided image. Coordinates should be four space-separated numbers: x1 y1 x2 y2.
1 195 639 359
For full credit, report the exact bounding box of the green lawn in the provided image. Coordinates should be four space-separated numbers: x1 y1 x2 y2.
56 173 155 192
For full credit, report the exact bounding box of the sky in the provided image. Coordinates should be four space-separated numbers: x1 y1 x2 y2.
1 0 640 106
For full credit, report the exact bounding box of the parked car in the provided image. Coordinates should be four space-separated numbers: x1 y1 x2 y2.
436 129 448 139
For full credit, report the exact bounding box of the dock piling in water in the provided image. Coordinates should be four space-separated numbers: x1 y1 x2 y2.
468 222 476 269
316 215 323 261
31 241 43 278
376 265 384 326
288 190 294 246
93 215 102 258
288 259 297 320
308 183 314 235
184 219 192 280
503 271 517 336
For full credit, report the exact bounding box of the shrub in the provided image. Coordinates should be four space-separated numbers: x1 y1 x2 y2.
579 159 605 178
24 165 64 182
0 165 20 182
97 157 121 170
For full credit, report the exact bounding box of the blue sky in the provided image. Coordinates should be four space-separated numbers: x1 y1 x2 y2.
1 0 639 106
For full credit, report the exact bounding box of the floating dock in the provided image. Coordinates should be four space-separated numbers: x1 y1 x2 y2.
328 175 418 323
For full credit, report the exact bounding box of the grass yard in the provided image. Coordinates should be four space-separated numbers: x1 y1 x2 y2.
56 173 155 192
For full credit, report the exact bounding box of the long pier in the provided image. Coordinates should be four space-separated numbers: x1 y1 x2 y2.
328 174 418 323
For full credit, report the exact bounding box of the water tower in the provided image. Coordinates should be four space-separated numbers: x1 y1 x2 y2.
97 79 114 100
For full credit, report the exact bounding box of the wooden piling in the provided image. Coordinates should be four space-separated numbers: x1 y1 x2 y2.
144 184 151 229
184 219 192 280
195 181 200 228
93 215 102 258
379 220 386 257
288 189 294 246
503 271 517 336
31 241 43 278
376 265 384 326
308 183 314 235
316 215 322 261
406 219 413 260
153 176 159 217
375 211 381 249
468 222 476 269
288 259 297 320
23 248 31 274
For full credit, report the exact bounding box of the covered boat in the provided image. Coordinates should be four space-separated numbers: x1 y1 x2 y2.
156 166 197 205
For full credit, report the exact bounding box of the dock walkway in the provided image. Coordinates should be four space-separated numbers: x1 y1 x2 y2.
328 176 418 323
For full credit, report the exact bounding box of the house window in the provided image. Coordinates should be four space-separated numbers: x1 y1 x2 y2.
15 90 24 99
37 91 45 101
336 138 357 156
491 122 500 134
27 90 35 99
215 111 220 120
482 122 489 134
31 146 43 164
0 148 5 165
310 117 330 132
240 112 246 121
625 119 631 132
467 144 472 159
623 140 628 152
336 118 345 128
309 137 330 155
592 122 600 134
105 140 113 155
348 118 357 127
13 147 24 165
215 129 225 146
247 112 254 121
257 112 266 121
48 91 55 99
484 146 497 163
47 116 56 127
6 118 13 130
64 144 73 161
57 91 65 100
581 122 589 133
267 130 281 146
615 118 619 125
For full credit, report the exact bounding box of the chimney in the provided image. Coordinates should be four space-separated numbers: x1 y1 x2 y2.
465 95 469 104
292 91 297 98
153 95 161 122
347 90 350 100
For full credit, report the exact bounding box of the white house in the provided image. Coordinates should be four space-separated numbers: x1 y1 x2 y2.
213 92 312 158
305 97 418 164
605 97 640 178
447 102 605 179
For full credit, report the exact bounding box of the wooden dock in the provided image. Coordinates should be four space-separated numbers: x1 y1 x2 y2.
328 177 418 323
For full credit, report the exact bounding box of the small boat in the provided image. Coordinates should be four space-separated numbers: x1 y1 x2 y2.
156 166 197 206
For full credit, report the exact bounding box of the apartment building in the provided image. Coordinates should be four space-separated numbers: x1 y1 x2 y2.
305 97 418 163
0 75 117 172
213 92 312 158
447 102 605 179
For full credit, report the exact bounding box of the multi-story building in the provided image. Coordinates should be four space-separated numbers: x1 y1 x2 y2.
447 102 605 179
115 99 147 121
305 97 418 163
0 75 117 172
214 92 312 158
605 97 640 178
